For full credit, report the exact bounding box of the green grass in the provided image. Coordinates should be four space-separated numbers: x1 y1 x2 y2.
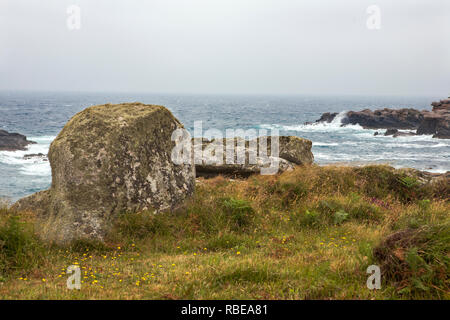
0 165 448 299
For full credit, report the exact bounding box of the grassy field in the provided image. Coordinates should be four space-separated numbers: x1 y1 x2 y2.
0 165 448 299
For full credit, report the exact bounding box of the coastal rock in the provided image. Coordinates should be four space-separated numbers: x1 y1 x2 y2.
314 98 450 139
341 108 423 129
384 129 398 136
383 128 416 138
0 129 36 151
392 131 416 138
417 99 450 139
278 136 314 165
195 136 313 177
13 103 195 244
196 155 296 178
314 112 338 123
23 153 48 161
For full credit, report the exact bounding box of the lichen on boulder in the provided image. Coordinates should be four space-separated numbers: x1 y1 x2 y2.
13 103 195 244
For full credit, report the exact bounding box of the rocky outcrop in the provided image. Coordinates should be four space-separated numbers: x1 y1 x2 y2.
277 136 314 165
0 129 35 151
23 153 48 161
384 128 416 138
314 98 450 139
195 136 313 178
13 103 195 244
384 129 398 136
341 108 423 129
315 112 338 123
393 131 416 138
417 99 450 139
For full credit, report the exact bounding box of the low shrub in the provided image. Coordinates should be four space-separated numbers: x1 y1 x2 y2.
221 198 255 230
373 223 450 297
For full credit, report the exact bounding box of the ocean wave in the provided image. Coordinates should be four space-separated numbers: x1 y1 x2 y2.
259 112 369 133
28 135 56 143
313 142 339 146
19 161 51 176
384 142 449 149
314 151 449 161
0 136 53 176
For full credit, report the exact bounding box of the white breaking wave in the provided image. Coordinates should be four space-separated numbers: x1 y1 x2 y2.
330 111 348 125
313 142 339 146
312 141 449 149
0 135 55 176
314 152 449 162
384 142 449 149
259 111 369 133
28 135 56 144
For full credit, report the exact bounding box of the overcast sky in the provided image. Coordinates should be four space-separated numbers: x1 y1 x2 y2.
1 0 449 95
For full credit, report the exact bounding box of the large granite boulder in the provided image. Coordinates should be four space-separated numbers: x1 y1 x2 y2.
0 129 35 151
195 136 313 177
13 103 195 244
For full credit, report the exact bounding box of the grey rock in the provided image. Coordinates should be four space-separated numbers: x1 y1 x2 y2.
23 153 47 160
13 103 195 244
0 129 36 151
384 129 398 136
195 136 313 178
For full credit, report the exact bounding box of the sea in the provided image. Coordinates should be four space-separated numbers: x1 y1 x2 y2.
1 91 449 202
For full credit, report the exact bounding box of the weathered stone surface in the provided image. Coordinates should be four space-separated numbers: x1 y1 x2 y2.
196 155 296 178
0 129 36 151
11 190 51 217
195 136 313 177
13 103 195 244
277 136 314 165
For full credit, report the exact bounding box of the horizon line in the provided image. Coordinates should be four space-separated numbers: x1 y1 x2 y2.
0 89 447 98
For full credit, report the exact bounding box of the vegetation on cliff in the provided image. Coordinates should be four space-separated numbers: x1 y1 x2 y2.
0 165 448 299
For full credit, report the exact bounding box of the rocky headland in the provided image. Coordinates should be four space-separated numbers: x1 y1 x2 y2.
314 98 450 139
0 129 36 151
